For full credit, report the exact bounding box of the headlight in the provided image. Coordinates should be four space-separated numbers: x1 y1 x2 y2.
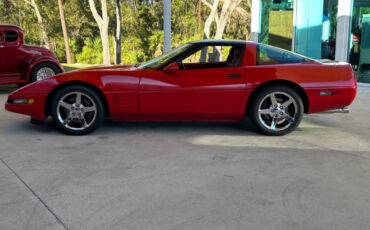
7 98 35 104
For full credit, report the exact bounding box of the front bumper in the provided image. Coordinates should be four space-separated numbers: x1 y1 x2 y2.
5 95 46 120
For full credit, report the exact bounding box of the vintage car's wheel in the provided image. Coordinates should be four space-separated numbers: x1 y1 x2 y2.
250 85 303 136
30 62 60 83
51 85 104 135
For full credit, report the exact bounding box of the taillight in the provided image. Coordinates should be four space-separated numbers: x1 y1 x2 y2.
352 70 357 88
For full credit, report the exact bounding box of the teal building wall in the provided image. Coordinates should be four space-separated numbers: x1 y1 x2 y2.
295 0 324 59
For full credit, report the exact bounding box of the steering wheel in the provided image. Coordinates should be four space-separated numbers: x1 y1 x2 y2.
177 60 185 70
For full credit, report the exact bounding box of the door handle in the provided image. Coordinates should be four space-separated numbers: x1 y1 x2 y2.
0 45 4 48
227 74 240 79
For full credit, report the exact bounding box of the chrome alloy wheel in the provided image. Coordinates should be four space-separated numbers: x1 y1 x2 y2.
56 92 97 131
36 67 55 81
258 92 297 131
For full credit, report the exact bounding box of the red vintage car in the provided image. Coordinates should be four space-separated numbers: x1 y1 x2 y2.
5 40 357 135
0 25 63 85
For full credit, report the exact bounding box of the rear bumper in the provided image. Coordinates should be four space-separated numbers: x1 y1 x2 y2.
320 106 350 114
306 86 357 114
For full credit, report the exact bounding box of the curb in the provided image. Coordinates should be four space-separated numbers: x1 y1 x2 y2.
358 83 370 87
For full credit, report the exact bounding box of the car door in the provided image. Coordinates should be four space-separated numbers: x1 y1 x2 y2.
0 30 22 79
138 44 247 120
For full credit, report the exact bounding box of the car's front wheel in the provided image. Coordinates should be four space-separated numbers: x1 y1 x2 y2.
250 85 304 136
51 85 104 135
30 62 60 83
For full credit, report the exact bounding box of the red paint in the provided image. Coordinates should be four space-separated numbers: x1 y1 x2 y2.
5 41 357 123
0 25 63 85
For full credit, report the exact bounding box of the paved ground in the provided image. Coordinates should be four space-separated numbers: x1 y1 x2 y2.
0 84 369 230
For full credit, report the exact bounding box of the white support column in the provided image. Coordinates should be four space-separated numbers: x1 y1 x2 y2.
291 0 298 52
250 0 261 42
163 0 171 52
335 0 353 62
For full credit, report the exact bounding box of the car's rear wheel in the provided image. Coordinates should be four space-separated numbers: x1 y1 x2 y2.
250 85 303 136
30 62 60 83
51 85 104 135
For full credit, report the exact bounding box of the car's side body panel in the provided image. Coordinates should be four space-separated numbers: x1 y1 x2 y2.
5 41 357 123
137 67 247 121
244 64 356 113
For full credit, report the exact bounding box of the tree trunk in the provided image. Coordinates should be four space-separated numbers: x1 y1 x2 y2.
212 0 242 61
57 0 72 64
114 0 122 64
201 0 220 40
197 0 202 32
214 0 242 40
25 0 50 49
200 0 220 62
245 16 251 40
89 0 111 65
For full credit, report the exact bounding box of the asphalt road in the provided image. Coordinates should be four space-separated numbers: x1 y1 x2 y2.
0 84 370 230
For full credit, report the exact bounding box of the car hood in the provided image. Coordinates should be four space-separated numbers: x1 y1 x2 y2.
81 64 136 71
23 45 57 59
52 64 144 81
9 64 145 97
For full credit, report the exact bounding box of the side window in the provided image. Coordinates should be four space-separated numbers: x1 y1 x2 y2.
4 31 18 43
182 48 203 64
256 45 308 65
182 45 244 68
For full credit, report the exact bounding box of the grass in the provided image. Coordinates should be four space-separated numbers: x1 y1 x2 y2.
61 63 94 72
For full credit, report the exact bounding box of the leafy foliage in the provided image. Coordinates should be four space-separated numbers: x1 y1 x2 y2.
0 0 251 64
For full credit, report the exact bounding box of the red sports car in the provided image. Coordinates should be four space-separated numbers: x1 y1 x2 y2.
5 40 357 135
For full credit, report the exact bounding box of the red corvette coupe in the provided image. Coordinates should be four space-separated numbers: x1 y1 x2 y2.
5 40 357 135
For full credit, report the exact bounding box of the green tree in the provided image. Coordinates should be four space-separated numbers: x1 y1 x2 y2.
0 0 252 64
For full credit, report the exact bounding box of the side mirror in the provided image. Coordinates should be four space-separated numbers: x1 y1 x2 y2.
163 62 179 72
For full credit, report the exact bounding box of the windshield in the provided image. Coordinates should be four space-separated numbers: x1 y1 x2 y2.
137 44 192 69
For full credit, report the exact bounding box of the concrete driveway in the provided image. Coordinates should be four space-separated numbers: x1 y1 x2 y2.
0 84 369 230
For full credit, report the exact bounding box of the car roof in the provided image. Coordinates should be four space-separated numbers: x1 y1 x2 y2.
0 25 22 31
189 40 257 46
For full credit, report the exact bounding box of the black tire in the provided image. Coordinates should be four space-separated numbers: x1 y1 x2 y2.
51 85 105 135
249 85 304 136
30 62 60 83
